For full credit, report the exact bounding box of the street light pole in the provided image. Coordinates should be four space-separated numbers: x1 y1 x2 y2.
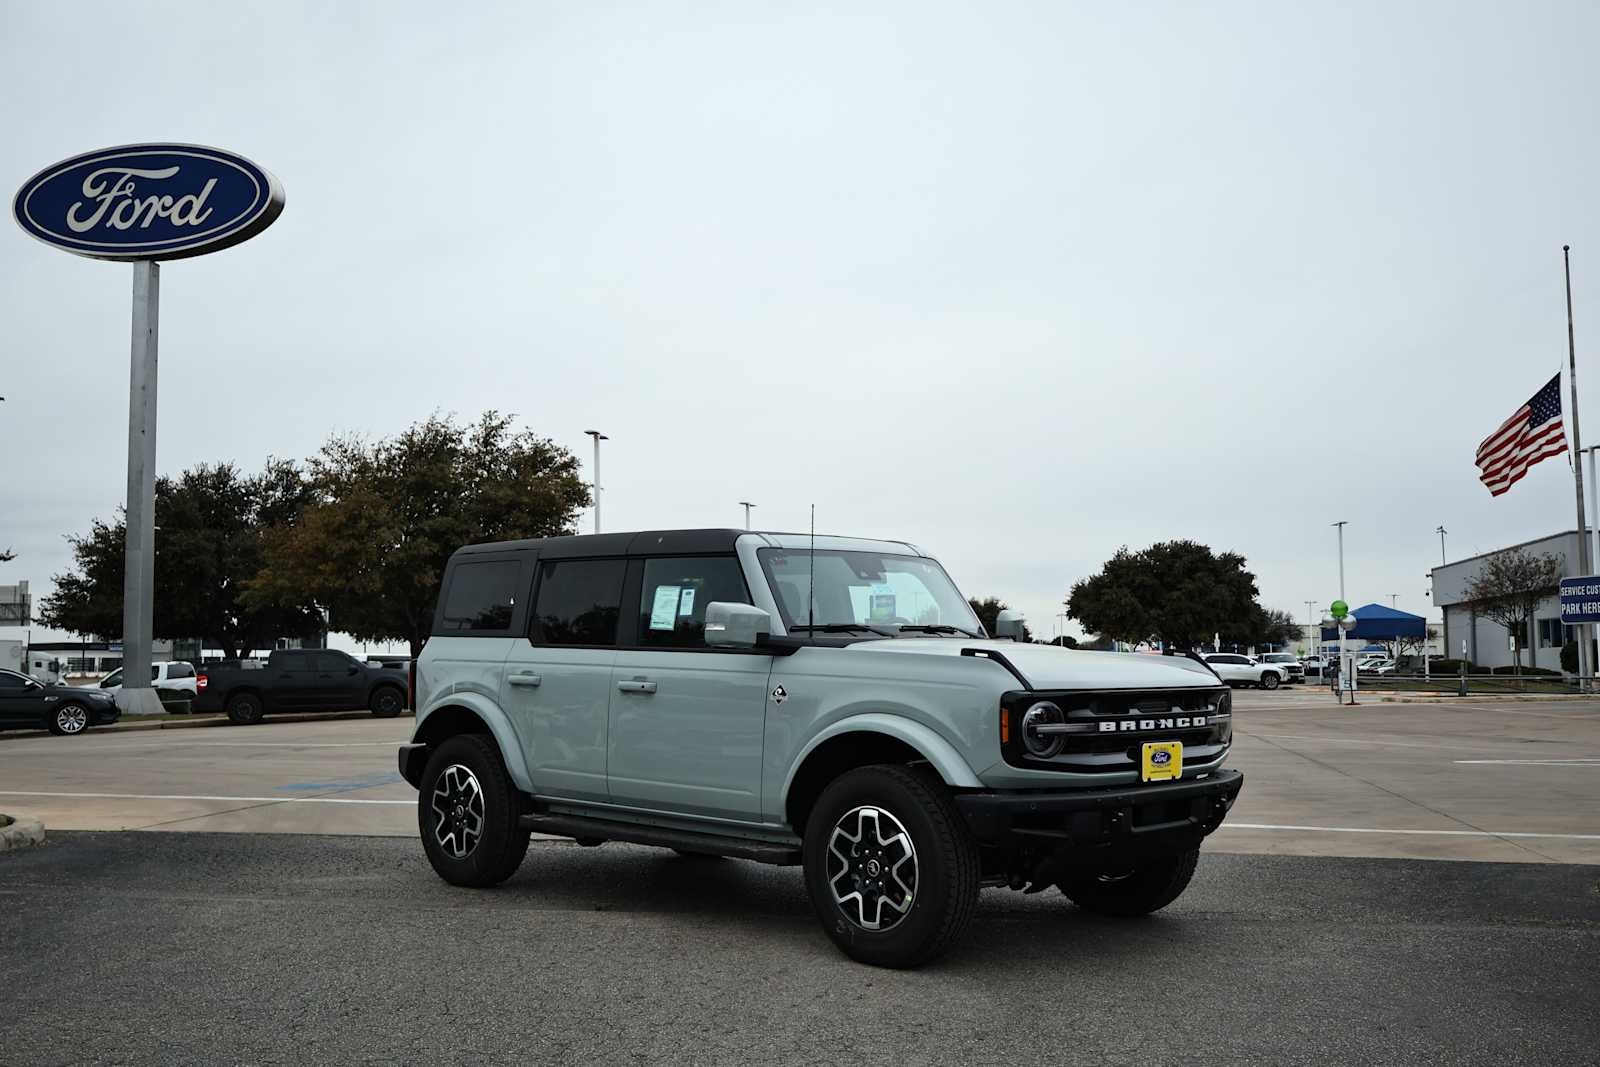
1390 593 1399 608
584 430 608 534
1304 599 1317 658
1435 525 1447 565
1332 520 1349 702
739 501 755 530
1331 521 1348 601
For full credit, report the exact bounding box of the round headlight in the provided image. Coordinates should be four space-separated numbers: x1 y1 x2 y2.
1020 701 1065 759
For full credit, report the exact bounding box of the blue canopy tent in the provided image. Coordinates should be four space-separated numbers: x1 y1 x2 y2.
1320 603 1427 645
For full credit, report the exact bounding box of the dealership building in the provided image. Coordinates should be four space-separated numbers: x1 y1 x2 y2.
1429 530 1584 672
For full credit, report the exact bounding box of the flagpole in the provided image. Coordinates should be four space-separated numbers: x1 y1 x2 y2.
1565 245 1592 691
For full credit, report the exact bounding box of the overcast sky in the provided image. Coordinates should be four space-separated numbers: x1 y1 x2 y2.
5 0 1600 649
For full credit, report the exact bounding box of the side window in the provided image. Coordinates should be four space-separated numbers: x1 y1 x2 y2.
0 671 28 690
637 556 750 648
439 560 521 633
316 653 350 672
531 559 626 646
169 663 195 679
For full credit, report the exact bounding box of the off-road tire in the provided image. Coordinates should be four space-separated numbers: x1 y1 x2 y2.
369 685 405 718
418 734 530 888
1059 847 1199 917
1260 672 1281 690
802 764 980 968
47 703 91 736
225 692 264 725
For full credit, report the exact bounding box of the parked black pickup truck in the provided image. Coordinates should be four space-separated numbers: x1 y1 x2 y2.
196 649 410 724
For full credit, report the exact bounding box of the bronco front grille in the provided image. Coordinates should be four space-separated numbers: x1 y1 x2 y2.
1000 686 1231 774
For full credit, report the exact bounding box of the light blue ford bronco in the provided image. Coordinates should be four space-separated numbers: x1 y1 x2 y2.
400 529 1243 967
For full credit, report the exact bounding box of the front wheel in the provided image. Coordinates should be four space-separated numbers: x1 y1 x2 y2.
418 734 530 888
1260 672 1280 690
802 764 980 968
48 703 90 736
1059 848 1199 917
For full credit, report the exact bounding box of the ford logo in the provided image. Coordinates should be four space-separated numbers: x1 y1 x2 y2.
13 143 283 261
1151 750 1172 765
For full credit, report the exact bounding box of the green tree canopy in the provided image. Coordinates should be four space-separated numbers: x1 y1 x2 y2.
1067 540 1261 652
38 461 324 656
245 413 591 655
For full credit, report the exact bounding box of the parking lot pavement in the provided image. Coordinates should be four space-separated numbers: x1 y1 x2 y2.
0 832 1594 1066
1223 688 1600 863
1 692 1597 862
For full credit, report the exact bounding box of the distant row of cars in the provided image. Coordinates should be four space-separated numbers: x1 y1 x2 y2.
1199 652 1303 689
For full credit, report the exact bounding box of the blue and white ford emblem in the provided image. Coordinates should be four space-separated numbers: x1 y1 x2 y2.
1151 750 1172 766
13 143 284 261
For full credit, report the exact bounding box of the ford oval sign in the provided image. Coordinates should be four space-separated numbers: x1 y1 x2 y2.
13 143 284 261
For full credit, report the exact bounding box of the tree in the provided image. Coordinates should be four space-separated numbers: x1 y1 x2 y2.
38 462 324 657
1067 541 1261 653
246 413 591 656
1252 607 1303 650
1462 548 1561 674
1380 625 1439 661
967 596 1032 641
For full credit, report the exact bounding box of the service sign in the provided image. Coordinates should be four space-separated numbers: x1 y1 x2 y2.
13 143 284 261
1558 575 1600 624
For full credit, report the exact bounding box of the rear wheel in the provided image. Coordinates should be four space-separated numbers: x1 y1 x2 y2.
226 692 264 725
369 686 404 718
802 764 979 968
1260 672 1280 690
1059 848 1199 917
48 703 90 736
418 734 529 888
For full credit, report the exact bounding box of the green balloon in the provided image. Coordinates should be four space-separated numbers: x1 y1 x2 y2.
1330 600 1349 619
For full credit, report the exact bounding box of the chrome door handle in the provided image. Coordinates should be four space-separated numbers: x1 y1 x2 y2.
508 673 542 688
616 679 657 694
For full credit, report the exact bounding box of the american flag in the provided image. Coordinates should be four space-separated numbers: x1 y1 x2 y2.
1476 373 1568 496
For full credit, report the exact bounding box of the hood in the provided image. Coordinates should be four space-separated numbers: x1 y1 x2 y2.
850 639 1220 690
46 683 113 699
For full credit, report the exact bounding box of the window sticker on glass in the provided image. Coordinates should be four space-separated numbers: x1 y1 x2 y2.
650 586 682 630
679 588 696 616
869 584 897 621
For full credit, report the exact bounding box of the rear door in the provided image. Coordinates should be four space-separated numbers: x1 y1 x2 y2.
606 555 772 821
0 670 41 727
268 652 320 709
501 556 627 803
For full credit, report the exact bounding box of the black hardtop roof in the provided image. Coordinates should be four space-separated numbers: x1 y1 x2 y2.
452 528 920 562
454 528 746 560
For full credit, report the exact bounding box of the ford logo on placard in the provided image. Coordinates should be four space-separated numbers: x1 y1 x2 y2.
13 143 284 261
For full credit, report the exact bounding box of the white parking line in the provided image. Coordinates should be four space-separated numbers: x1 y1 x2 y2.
1221 822 1600 841
0 790 411 805
1452 758 1600 766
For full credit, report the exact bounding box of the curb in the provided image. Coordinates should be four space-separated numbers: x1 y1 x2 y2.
0 813 45 852
1376 693 1598 704
0 709 408 741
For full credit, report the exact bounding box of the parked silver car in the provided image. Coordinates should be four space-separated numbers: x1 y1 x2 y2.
399 530 1243 967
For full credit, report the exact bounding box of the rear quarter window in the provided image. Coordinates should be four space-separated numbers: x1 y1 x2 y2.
436 558 525 635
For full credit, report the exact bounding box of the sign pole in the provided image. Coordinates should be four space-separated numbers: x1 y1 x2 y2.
1564 246 1592 692
120 260 162 714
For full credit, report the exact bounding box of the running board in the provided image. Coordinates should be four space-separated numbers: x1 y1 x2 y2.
518 812 803 866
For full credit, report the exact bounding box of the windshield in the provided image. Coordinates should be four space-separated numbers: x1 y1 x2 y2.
1263 654 1296 663
758 548 981 635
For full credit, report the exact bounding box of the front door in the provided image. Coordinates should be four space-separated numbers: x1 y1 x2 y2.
501 556 627 804
312 652 365 710
607 556 772 822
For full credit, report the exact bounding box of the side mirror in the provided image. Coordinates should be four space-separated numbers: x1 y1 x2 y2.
347 665 359 675
994 609 1027 641
704 602 771 649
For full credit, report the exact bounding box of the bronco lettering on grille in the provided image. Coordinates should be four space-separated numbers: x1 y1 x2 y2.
1098 714 1208 732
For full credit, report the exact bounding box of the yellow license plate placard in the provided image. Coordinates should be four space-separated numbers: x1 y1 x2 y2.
1141 741 1183 782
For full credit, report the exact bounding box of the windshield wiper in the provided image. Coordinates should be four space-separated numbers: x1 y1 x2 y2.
789 623 897 637
896 624 982 638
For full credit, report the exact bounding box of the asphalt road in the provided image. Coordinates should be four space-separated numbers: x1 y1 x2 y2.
1 832 1595 1066
2 688 1598 862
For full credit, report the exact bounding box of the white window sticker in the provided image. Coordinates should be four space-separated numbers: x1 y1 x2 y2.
649 586 682 630
868 583 897 621
679 589 695 616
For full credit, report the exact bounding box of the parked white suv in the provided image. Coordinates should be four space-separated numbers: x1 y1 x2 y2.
99 661 199 699
1257 653 1306 684
1201 653 1287 690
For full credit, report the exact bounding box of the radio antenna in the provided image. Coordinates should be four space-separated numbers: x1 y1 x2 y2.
808 504 816 642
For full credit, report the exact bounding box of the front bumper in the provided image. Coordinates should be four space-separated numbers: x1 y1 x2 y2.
955 769 1243 856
